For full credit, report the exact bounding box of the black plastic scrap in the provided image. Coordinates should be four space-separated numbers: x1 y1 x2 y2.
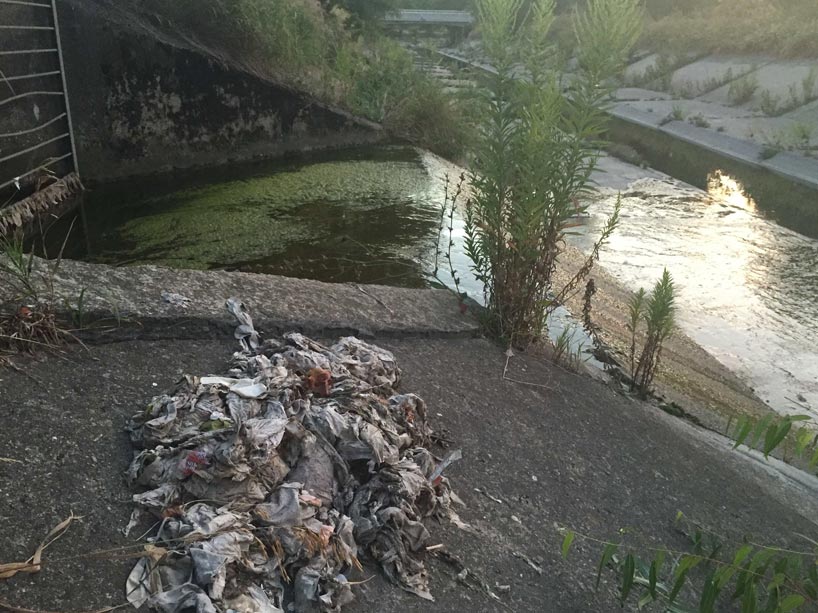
124 298 464 612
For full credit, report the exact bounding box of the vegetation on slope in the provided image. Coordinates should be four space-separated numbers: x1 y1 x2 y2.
533 0 818 58
641 0 818 59
127 0 468 157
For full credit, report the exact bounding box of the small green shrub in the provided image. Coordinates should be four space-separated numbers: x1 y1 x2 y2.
138 0 339 81
760 143 783 161
0 233 37 302
334 36 416 122
565 513 816 612
626 287 645 381
562 411 818 612
333 37 469 155
759 89 781 116
628 54 683 89
802 67 817 103
675 81 695 99
628 269 676 398
698 67 733 95
451 0 640 346
0 231 77 352
320 0 398 28
384 78 471 159
660 104 685 125
767 70 818 116
552 326 573 365
791 122 815 148
688 114 710 128
727 73 759 107
132 0 464 149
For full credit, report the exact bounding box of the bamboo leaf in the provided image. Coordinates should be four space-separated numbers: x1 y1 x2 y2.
699 575 719 613
715 564 738 591
749 548 776 573
768 572 786 592
669 556 701 603
795 427 813 456
655 549 666 574
733 544 753 567
596 543 618 590
648 560 658 599
733 565 749 600
741 579 758 613
734 416 753 448
669 568 690 604
749 414 774 450
561 531 575 560
779 594 805 611
621 553 635 603
764 422 792 458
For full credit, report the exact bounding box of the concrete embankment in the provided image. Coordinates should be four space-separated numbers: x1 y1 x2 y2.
2 263 818 612
432 48 818 237
13 255 476 339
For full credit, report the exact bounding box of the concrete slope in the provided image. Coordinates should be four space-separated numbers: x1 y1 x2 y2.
1 335 816 612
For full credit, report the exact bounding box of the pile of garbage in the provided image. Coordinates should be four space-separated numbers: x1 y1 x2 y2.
124 299 463 612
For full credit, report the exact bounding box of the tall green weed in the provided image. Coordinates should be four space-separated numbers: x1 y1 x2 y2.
453 0 641 346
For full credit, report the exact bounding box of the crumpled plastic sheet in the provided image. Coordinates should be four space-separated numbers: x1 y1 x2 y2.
125 298 463 612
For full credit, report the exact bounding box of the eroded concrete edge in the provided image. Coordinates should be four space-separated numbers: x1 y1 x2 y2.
8 256 479 341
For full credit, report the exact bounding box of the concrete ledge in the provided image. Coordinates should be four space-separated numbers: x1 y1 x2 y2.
658 120 766 164
610 105 664 130
11 257 479 339
762 151 818 189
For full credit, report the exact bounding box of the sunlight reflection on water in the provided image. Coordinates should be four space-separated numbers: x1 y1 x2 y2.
569 165 818 415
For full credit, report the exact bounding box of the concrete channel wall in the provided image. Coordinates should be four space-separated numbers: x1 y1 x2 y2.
432 48 818 237
439 49 818 186
52 0 382 183
613 55 818 188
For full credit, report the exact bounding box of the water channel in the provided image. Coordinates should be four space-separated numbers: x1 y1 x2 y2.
44 145 818 416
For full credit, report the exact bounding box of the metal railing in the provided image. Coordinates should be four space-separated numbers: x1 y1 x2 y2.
0 0 78 200
383 9 475 25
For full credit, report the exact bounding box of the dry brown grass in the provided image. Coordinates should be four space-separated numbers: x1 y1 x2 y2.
641 0 818 58
0 303 65 352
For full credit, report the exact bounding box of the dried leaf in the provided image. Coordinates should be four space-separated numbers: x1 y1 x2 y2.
0 514 76 580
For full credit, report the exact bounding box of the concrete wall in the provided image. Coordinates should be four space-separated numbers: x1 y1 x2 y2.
56 0 382 182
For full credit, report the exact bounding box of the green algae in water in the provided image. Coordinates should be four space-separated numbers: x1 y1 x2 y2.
55 147 449 287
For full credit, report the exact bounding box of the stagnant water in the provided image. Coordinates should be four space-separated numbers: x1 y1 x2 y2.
46 146 817 415
53 147 446 287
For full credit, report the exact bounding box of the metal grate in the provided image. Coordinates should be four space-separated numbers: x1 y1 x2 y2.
0 0 78 201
